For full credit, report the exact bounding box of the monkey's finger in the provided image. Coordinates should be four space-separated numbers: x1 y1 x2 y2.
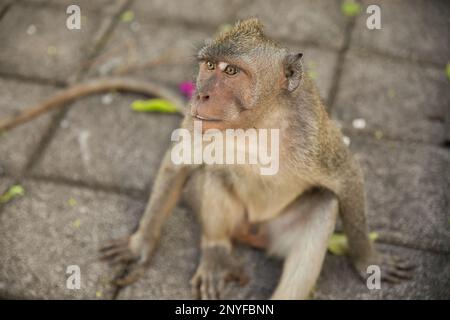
218 275 227 298
207 274 218 300
200 275 209 300
382 273 401 284
114 265 146 286
237 272 249 286
99 246 129 261
99 237 129 252
392 256 415 270
388 268 413 280
190 275 201 299
225 270 249 286
109 252 135 265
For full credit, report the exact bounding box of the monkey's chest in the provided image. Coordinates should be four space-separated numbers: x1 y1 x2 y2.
230 169 311 223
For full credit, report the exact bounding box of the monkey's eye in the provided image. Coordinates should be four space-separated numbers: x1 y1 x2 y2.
224 65 238 76
205 61 215 70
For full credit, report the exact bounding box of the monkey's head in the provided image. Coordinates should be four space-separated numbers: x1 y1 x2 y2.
191 18 303 132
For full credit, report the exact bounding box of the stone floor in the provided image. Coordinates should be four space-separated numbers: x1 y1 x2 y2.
0 0 449 299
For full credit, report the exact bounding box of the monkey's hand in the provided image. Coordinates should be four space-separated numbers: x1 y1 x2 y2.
99 232 157 286
352 251 414 284
191 246 248 299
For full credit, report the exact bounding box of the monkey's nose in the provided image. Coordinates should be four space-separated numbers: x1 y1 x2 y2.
197 93 210 102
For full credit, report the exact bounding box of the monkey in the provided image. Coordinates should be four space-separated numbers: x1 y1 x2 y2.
98 18 414 299
97 18 414 299
2 18 413 299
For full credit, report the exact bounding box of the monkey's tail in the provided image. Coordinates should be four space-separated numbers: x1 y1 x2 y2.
0 77 186 132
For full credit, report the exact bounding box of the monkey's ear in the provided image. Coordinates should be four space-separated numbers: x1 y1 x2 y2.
283 53 303 92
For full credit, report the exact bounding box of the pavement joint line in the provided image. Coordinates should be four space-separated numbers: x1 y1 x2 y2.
22 105 71 175
26 174 148 200
346 45 448 72
0 72 68 88
0 1 11 21
326 16 357 111
340 129 450 152
376 238 450 255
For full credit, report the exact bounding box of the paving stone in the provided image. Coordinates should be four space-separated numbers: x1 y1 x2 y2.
118 206 281 299
332 50 449 144
0 180 144 299
316 244 450 299
237 0 349 50
32 93 181 191
131 0 245 27
0 78 59 176
0 4 110 82
346 135 450 252
352 0 450 66
85 15 211 85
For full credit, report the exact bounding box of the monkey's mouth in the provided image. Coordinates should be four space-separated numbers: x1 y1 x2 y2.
194 114 222 122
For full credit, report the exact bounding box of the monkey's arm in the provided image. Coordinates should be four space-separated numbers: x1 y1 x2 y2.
0 77 185 132
135 150 191 243
99 150 192 285
336 158 374 264
334 154 414 283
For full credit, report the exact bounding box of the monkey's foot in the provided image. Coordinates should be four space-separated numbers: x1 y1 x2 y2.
191 247 249 299
99 233 156 286
353 252 415 284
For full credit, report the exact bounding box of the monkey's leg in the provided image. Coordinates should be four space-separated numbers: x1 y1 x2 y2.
185 170 248 299
268 190 338 300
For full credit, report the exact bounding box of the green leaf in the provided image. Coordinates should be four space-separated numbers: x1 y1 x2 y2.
215 23 233 37
341 0 362 17
0 185 25 204
446 62 450 81
68 197 77 207
131 99 178 113
307 70 318 80
120 10 134 22
72 219 81 228
328 231 378 256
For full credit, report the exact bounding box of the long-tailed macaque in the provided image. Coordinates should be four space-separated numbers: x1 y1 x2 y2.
99 18 413 299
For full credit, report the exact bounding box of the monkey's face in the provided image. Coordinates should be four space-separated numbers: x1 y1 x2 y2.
191 59 259 132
